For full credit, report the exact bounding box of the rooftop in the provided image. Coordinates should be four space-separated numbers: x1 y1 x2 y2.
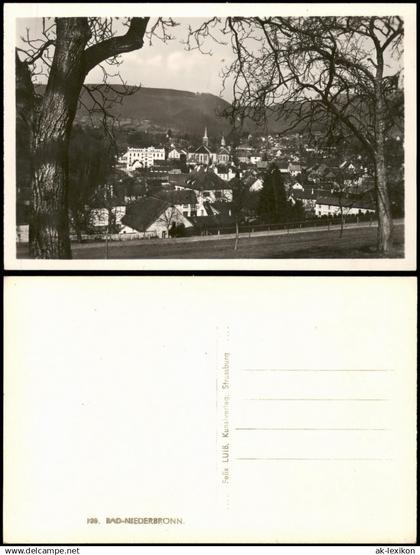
185 168 230 191
121 197 169 232
154 189 198 205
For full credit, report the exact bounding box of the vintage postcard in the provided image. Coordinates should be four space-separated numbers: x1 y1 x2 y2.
3 276 417 543
3 3 417 270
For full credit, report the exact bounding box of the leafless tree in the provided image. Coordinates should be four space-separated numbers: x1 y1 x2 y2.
16 16 177 258
186 16 404 254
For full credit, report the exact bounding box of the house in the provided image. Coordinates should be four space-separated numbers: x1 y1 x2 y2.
182 167 233 203
248 177 263 192
288 162 302 176
120 197 192 238
167 146 187 160
235 145 254 163
168 147 181 160
205 201 233 217
241 170 263 192
169 173 189 190
315 196 376 217
213 164 237 182
339 160 357 173
154 189 208 218
289 190 317 214
250 155 262 165
133 168 170 189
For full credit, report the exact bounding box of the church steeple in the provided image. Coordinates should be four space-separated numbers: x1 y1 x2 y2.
203 127 209 147
221 134 226 147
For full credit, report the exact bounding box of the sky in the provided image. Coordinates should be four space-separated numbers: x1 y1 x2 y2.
16 16 403 102
16 17 236 100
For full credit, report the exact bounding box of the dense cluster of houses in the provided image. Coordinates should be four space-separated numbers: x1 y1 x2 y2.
16 127 377 242
84 128 375 239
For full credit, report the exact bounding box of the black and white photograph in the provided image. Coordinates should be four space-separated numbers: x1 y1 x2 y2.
4 3 416 268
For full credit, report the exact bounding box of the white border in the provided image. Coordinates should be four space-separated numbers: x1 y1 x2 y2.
4 3 417 270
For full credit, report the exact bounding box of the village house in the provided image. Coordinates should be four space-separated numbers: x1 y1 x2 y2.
120 197 192 238
167 146 187 160
241 169 263 192
180 166 234 204
250 155 262 165
288 162 302 176
235 145 254 164
339 160 358 173
315 196 376 217
213 164 237 182
154 189 208 218
289 190 317 215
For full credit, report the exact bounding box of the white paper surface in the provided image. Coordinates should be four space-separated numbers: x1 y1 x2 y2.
3 277 417 543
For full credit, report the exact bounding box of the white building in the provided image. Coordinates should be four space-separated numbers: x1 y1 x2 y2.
288 162 302 176
167 147 187 160
315 197 375 217
121 147 166 170
214 164 237 182
168 147 181 160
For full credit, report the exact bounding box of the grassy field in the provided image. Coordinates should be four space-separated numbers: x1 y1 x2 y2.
17 223 404 259
72 224 404 259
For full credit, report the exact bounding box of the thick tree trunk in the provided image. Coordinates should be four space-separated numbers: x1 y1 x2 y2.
374 79 393 255
30 18 91 258
375 145 393 255
17 17 149 258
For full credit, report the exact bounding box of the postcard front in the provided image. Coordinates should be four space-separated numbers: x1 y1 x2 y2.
4 3 417 270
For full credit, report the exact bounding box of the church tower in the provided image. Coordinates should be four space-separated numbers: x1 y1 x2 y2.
221 135 226 147
203 127 209 147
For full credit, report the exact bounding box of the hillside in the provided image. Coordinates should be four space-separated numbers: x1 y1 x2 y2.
34 84 233 136
79 86 234 136
33 85 402 139
73 86 317 136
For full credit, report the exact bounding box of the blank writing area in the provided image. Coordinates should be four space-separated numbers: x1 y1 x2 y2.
225 278 416 543
235 369 393 460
